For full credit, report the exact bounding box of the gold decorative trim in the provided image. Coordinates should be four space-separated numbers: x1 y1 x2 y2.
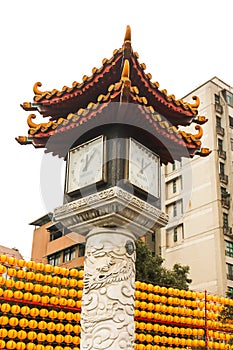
33 82 44 95
124 25 131 43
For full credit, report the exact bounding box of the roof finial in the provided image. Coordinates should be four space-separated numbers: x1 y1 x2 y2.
121 59 130 81
124 25 131 43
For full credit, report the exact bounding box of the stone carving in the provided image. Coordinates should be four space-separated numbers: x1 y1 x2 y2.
80 228 136 350
54 186 168 237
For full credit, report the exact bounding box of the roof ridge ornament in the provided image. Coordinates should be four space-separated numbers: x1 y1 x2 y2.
124 25 131 43
120 59 131 103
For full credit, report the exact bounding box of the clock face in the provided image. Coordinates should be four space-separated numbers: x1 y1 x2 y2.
66 135 105 193
128 138 160 198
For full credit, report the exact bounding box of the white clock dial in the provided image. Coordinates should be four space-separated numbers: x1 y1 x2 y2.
66 136 105 193
128 138 160 198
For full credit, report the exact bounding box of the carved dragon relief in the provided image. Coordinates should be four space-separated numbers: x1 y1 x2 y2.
81 237 136 350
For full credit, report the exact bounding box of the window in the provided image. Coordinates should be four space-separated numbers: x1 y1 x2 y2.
48 253 61 266
220 162 225 175
173 227 178 242
152 232 155 242
230 116 233 128
78 244 85 257
172 163 176 171
226 241 233 258
173 202 177 217
231 139 233 151
49 231 62 242
215 94 220 104
221 187 228 198
223 213 229 227
218 139 223 152
227 287 233 298
216 116 221 127
63 247 76 262
227 263 233 280
172 180 177 193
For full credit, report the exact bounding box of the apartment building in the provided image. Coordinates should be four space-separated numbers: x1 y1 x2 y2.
161 77 233 296
30 213 85 268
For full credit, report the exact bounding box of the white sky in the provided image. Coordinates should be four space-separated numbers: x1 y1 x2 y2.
1 0 232 260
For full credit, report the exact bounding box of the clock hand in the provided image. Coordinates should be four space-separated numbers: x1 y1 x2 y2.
83 149 96 171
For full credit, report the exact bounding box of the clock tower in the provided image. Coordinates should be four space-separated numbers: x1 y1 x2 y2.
17 26 210 350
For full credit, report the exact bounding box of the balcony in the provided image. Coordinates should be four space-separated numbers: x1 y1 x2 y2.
223 226 233 237
218 150 226 160
216 126 225 136
222 196 230 209
215 103 223 114
220 173 228 184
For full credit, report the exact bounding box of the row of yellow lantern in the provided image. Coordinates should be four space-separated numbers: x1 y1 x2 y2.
0 256 84 278
135 333 206 347
0 340 80 350
0 328 81 344
0 275 83 290
134 343 232 350
0 318 81 333
135 321 205 336
135 291 224 312
0 288 82 302
0 305 81 321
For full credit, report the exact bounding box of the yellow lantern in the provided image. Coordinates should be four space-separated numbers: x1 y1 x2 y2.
23 292 33 301
19 319 28 328
60 288 68 297
57 311 66 320
69 278 78 288
78 270 84 278
0 276 5 285
60 267 69 276
8 330 17 339
39 309 49 318
46 334 55 343
41 296 49 304
68 288 77 298
17 331 27 340
77 290 82 299
6 340 16 349
47 322 56 332
27 332 37 341
6 279 15 288
30 308 39 318
28 320 38 329
0 288 3 296
64 324 73 333
55 335 64 343
76 300 81 308
26 261 36 270
26 343 36 350
15 281 24 290
17 259 27 268
42 285 51 294
35 263 44 271
36 346 44 350
44 264 53 273
69 268 78 277
32 294 41 303
43 275 52 284
67 299 76 307
33 284 42 293
61 277 69 286
24 282 34 291
53 266 60 274
0 255 8 263
26 271 35 280
1 303 11 313
38 321 47 330
0 340 5 349
72 336 80 345
0 328 8 338
8 257 17 266
9 317 19 327
48 310 57 319
73 323 81 334
59 298 67 306
66 312 74 321
0 265 6 274
8 268 17 277
0 316 9 326
51 287 59 295
14 291 23 300
16 342 26 350
49 297 59 305
55 323 65 332
37 333 46 342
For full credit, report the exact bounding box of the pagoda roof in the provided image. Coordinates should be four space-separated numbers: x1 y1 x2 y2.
16 25 211 164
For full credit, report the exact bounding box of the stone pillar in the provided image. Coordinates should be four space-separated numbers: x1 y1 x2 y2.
80 227 136 350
